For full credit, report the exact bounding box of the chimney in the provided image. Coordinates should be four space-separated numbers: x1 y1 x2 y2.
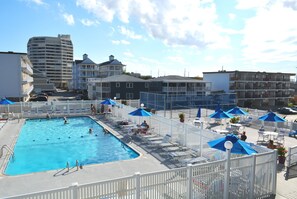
83 54 88 60
109 55 114 61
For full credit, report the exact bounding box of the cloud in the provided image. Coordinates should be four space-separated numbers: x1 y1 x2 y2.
240 1 297 63
228 13 236 20
25 0 46 5
235 0 272 10
167 56 185 64
76 0 233 49
123 51 134 57
119 26 143 39
63 13 75 25
111 40 130 45
80 19 99 26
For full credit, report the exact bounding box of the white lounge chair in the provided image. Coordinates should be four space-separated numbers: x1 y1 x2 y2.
179 156 207 166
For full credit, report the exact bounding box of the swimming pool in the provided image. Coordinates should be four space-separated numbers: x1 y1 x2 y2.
5 117 139 176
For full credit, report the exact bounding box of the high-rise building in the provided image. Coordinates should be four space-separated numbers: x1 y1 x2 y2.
27 34 73 89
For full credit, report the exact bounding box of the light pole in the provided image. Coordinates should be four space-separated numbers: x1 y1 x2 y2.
224 141 233 199
113 97 117 117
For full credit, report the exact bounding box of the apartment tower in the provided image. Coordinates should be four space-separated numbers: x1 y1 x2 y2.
27 34 73 89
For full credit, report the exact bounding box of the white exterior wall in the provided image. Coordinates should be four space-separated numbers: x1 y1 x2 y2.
203 73 230 92
0 53 34 101
0 54 22 97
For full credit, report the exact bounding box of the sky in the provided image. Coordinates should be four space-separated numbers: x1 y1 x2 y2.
1 0 297 77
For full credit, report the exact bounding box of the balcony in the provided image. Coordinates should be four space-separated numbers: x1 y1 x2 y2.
22 65 33 75
22 85 34 96
22 76 34 84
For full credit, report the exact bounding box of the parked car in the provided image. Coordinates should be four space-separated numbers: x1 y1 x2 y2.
30 96 48 102
277 107 297 114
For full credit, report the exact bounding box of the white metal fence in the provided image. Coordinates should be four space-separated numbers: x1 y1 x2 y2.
285 145 297 180
6 151 276 199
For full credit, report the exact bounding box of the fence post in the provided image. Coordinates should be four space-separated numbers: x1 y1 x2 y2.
135 172 141 199
272 150 278 196
285 147 292 180
187 164 193 199
71 182 79 199
249 155 256 199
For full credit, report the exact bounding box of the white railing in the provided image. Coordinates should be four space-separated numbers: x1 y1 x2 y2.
285 145 297 180
5 151 276 199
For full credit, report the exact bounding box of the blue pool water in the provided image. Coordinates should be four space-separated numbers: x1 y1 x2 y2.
5 117 139 176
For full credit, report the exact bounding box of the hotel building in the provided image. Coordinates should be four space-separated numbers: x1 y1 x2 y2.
203 70 295 109
0 52 34 102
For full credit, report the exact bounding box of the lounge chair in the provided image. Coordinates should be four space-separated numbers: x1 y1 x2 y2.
163 146 187 152
168 151 193 161
179 156 207 166
148 134 173 145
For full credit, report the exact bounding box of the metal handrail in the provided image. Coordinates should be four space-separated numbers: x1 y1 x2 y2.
0 144 14 159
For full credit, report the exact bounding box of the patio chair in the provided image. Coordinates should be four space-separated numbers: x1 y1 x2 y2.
289 130 297 138
276 134 285 145
257 131 269 143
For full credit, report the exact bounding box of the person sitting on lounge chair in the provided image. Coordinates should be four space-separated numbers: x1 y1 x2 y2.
141 120 149 128
139 120 149 134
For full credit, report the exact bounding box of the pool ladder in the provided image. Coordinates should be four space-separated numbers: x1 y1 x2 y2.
0 145 14 159
66 160 80 171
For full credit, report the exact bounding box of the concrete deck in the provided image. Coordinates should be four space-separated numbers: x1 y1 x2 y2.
0 118 168 198
1 115 297 198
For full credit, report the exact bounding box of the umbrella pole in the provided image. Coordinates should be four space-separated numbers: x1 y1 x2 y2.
224 141 233 199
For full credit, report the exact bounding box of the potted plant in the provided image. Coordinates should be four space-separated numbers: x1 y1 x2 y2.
179 113 185 123
277 145 288 164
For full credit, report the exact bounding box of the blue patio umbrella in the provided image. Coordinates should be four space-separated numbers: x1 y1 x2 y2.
100 98 116 105
227 106 248 115
129 108 152 117
208 134 257 155
208 133 257 199
258 111 286 122
0 98 15 105
209 109 234 119
196 106 201 118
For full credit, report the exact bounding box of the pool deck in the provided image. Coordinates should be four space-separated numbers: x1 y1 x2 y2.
2 116 297 198
0 118 168 198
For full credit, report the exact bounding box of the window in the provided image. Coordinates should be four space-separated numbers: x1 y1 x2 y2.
126 83 133 88
145 83 149 88
126 93 134 99
116 93 120 99
116 82 120 88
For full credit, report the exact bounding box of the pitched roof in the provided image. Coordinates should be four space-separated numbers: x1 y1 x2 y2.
74 60 83 64
99 59 125 66
101 74 146 82
81 57 96 65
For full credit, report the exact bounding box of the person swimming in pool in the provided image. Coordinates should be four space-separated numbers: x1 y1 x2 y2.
89 128 93 134
63 117 69 124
